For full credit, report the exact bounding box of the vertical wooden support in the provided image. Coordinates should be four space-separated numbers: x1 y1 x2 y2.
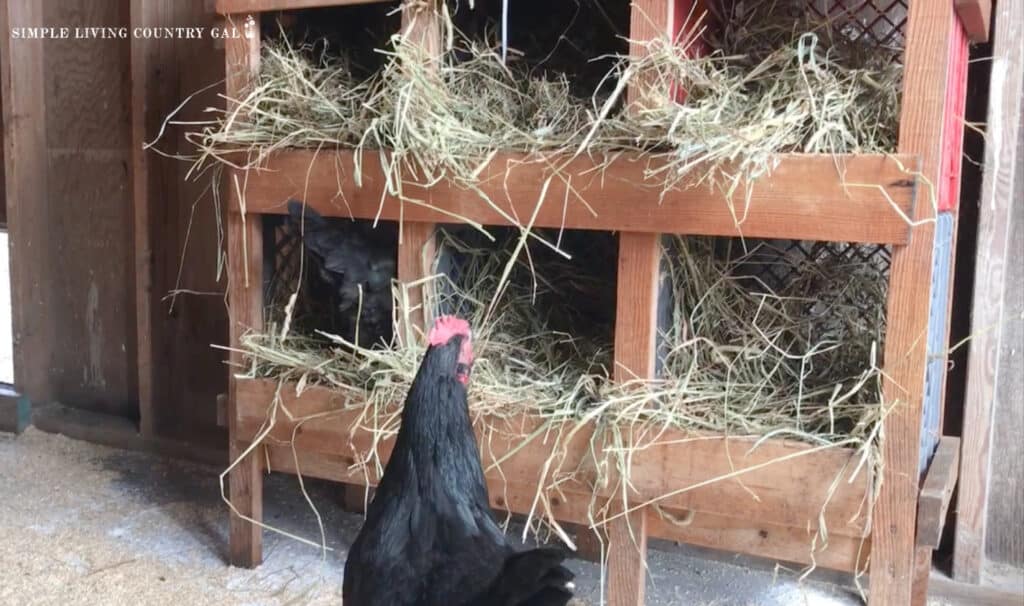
0 0 54 404
225 12 264 568
954 0 1024 584
397 221 437 340
395 2 442 340
909 545 932 606
129 0 159 437
603 1 686 603
607 507 649 606
871 1 963 603
614 233 661 382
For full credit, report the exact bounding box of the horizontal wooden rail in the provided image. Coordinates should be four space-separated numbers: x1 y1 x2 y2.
236 378 872 540
216 0 394 14
230 150 919 244
265 442 869 572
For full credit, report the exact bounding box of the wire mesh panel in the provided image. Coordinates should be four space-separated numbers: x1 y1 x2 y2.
264 214 399 348
807 0 908 46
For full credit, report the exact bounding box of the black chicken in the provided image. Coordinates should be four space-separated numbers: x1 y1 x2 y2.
343 316 576 606
286 200 396 347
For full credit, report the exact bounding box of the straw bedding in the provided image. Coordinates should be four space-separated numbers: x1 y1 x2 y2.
190 0 904 581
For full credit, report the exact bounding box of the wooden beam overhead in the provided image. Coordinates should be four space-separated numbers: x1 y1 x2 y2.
216 0 394 15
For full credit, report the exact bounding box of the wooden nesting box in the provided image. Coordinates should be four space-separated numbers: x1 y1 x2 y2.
214 1 972 604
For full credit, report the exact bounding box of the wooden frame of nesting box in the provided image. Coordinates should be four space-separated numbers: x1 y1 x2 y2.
215 1 972 604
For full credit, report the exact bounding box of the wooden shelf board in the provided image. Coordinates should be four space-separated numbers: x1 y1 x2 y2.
230 150 918 244
264 441 867 572
236 378 871 539
216 0 393 14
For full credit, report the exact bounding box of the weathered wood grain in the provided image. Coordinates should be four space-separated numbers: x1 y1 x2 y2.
917 436 960 549
236 379 873 539
954 0 1024 582
1 0 52 403
872 1 964 603
226 12 265 568
394 1 441 344
231 151 919 245
132 0 230 443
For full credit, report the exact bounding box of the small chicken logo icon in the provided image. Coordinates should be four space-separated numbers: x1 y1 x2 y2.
243 15 256 39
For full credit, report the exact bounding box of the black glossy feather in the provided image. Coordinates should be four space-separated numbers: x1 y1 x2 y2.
286 200 395 347
343 334 575 606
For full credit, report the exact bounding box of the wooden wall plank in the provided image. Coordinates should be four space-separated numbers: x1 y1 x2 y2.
984 188 1024 569
132 0 230 444
130 0 159 436
872 0 962 603
614 233 660 381
955 0 1024 582
27 0 136 417
1 0 55 403
0 90 6 227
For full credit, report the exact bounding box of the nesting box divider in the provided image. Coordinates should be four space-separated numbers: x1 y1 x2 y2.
216 1 972 604
224 10 265 569
395 1 442 342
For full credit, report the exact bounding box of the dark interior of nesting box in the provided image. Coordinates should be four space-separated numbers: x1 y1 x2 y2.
260 0 630 97
263 214 399 348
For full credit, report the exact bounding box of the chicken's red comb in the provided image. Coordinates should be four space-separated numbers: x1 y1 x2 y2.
427 315 471 346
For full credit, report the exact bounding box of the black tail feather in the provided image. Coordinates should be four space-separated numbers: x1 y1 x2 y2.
469 547 575 606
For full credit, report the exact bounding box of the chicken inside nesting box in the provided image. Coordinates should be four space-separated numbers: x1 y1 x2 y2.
264 203 399 349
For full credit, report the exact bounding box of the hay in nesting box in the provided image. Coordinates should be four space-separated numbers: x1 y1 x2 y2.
229 229 887 582
200 1 903 589
184 0 903 203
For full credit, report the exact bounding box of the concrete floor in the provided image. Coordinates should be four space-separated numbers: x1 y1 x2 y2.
0 428 878 606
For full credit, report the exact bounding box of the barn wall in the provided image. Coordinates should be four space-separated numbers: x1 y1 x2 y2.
983 121 1024 570
954 0 1024 584
40 0 136 417
132 0 228 447
5 0 230 437
4 0 137 414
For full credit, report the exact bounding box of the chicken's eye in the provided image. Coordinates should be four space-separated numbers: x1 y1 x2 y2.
455 362 472 385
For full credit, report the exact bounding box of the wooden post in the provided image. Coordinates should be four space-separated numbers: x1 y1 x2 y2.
395 1 442 341
871 1 964 603
225 12 265 568
602 1 688 603
607 506 649 606
954 0 1024 584
129 0 163 438
911 436 962 606
397 221 437 341
1 0 54 404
